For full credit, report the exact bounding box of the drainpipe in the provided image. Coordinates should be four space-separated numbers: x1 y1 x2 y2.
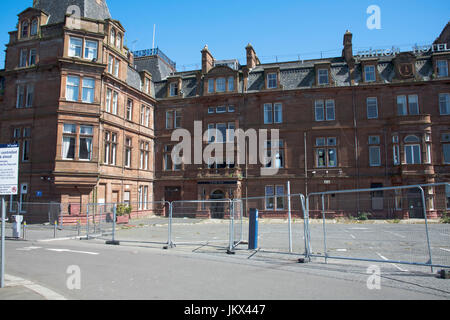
351 85 360 213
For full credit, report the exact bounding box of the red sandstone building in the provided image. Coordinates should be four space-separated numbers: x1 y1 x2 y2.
0 0 449 219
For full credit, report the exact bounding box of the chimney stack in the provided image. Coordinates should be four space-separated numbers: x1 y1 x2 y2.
342 30 355 67
246 43 259 69
201 45 214 74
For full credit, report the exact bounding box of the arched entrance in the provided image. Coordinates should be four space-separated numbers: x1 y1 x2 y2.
210 190 226 219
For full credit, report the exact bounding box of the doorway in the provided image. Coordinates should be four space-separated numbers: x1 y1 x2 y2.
407 188 424 219
210 190 226 219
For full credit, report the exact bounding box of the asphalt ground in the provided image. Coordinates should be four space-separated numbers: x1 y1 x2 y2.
1 237 450 300
8 216 448 270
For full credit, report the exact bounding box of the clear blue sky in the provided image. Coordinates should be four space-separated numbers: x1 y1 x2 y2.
1 0 449 70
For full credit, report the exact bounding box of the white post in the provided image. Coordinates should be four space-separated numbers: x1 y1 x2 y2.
287 181 292 253
152 24 156 50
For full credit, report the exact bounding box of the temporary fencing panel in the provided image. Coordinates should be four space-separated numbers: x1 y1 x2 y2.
306 183 450 270
4 202 87 240
170 200 234 249
87 201 170 246
236 194 308 256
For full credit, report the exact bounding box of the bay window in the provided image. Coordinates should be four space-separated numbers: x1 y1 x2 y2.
82 78 95 103
69 37 83 58
79 126 93 160
66 76 80 101
404 135 421 164
84 40 98 60
62 124 77 160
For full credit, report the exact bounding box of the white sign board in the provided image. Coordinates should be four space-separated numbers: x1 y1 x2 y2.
0 144 19 195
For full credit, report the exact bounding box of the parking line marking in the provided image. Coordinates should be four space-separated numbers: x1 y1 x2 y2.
46 248 99 255
375 252 409 272
350 234 356 239
440 248 450 252
17 246 42 251
384 231 406 238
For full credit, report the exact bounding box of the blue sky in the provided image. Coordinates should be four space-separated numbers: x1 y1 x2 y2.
1 0 449 70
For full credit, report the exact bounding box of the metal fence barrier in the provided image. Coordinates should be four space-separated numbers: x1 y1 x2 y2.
234 193 308 257
169 199 235 250
87 201 170 247
306 183 450 271
3 202 88 240
2 182 447 273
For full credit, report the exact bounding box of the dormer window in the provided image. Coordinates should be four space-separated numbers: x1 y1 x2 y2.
208 79 214 93
144 78 150 94
30 19 38 36
169 82 179 97
437 60 449 77
267 73 277 89
364 65 376 82
318 69 329 85
228 76 235 91
21 21 29 38
216 78 226 92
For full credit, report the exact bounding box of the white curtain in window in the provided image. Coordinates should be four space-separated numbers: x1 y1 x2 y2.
62 136 75 159
79 137 92 160
82 78 95 103
69 37 82 57
66 76 79 101
84 40 98 60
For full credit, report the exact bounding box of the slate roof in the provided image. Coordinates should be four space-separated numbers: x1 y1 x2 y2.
134 55 176 82
34 0 111 24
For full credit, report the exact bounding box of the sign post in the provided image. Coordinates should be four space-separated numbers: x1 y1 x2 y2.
0 144 19 288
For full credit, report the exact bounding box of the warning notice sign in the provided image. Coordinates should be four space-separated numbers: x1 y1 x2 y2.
0 144 19 195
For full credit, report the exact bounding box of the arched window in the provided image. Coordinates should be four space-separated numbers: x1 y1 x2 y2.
116 33 122 49
404 135 420 143
30 19 38 36
21 20 29 38
110 28 115 45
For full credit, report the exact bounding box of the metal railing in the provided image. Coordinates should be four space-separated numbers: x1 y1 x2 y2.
133 47 176 69
234 193 309 257
305 183 450 271
1 182 447 273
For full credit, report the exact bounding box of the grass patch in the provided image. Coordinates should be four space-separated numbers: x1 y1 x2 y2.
441 212 450 224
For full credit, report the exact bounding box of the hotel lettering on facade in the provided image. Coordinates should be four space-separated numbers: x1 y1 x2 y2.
0 0 449 218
